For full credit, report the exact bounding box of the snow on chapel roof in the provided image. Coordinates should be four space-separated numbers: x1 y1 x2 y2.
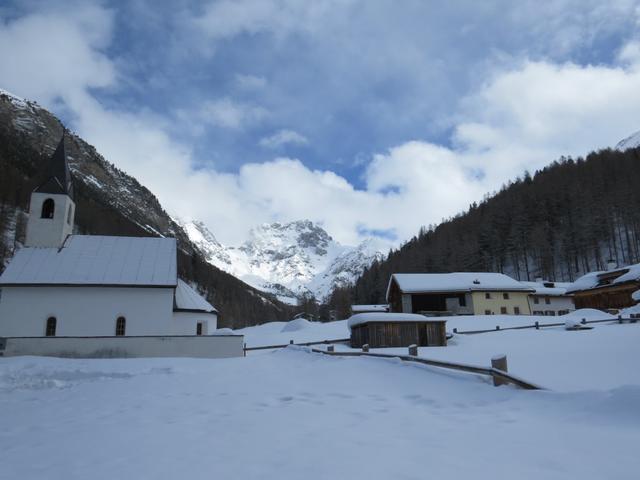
174 279 217 313
387 272 533 299
0 235 177 287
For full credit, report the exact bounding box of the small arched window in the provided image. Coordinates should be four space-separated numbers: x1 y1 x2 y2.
45 317 57 336
67 204 73 225
41 198 55 219
115 316 126 336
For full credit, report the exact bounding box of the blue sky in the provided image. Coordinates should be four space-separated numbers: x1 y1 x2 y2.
2 0 640 246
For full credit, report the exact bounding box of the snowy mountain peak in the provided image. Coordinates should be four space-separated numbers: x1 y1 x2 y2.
178 218 382 304
615 130 640 151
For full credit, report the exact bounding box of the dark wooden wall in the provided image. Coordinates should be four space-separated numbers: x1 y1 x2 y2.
350 321 446 348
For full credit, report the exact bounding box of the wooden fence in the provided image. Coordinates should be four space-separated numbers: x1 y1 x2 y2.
452 314 639 335
309 347 544 390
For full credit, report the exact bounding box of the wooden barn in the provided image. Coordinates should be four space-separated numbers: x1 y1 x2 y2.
348 313 447 348
567 263 640 311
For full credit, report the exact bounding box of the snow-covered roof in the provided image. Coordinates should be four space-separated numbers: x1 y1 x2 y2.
174 279 217 313
351 304 389 312
348 312 445 330
387 272 533 299
566 263 640 293
520 281 571 296
0 235 177 287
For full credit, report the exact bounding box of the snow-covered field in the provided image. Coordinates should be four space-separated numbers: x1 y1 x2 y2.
2 310 639 479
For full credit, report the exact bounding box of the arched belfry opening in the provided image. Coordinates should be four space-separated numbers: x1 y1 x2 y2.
41 198 55 219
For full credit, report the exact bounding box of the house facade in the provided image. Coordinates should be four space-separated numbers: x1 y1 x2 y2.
521 281 575 316
0 135 238 357
386 272 534 316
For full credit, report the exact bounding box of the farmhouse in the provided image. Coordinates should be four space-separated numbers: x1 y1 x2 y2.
386 272 534 316
348 312 447 348
566 263 640 311
0 135 242 358
521 280 575 316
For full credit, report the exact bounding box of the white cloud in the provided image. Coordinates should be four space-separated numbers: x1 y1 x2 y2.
196 98 268 129
0 3 115 107
259 129 308 149
235 73 267 90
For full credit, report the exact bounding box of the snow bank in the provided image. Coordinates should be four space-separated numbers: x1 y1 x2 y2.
2 351 640 479
563 308 616 320
280 318 312 332
211 328 234 335
632 290 640 302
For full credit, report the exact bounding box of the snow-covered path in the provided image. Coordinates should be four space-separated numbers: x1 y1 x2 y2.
1 349 639 479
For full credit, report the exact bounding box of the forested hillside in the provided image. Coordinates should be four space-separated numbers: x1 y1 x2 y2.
0 91 294 328
352 148 640 305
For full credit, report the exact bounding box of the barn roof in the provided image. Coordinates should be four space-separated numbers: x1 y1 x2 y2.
347 312 445 330
0 235 177 287
386 272 533 300
174 279 217 313
566 263 640 293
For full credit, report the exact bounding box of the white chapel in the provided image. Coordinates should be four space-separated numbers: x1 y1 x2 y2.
0 135 221 341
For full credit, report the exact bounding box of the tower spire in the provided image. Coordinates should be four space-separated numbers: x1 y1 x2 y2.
35 131 74 199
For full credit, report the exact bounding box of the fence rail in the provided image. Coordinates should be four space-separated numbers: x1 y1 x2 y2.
453 315 639 335
309 347 544 390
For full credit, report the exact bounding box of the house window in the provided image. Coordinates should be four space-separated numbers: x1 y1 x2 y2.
500 306 507 314
514 306 520 315
485 292 491 299
115 317 126 336
533 297 539 304
533 310 543 315
196 322 203 336
484 309 491 315
558 310 569 316
503 292 510 300
546 311 556 316
545 297 551 305
67 205 73 225
41 198 55 219
45 317 57 336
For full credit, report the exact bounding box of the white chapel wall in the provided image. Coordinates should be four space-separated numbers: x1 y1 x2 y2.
0 286 174 337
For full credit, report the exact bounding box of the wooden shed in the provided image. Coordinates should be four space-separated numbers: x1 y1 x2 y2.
348 313 447 348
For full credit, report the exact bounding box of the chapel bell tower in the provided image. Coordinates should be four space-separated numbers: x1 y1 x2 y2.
25 133 76 248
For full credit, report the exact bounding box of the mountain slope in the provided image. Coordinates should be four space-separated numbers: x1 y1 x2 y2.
177 218 383 303
353 146 640 305
615 130 640 151
0 88 293 328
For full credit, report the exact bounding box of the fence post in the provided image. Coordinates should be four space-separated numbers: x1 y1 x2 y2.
453 328 457 333
327 345 334 352
496 325 500 331
618 315 623 324
491 354 508 387
581 318 586 325
535 321 539 330
243 342 247 357
290 339 294 344
408 344 418 356
362 344 369 352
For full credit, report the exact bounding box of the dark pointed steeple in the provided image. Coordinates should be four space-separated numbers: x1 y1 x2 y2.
35 132 74 199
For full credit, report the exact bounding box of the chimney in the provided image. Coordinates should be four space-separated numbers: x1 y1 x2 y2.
607 259 617 271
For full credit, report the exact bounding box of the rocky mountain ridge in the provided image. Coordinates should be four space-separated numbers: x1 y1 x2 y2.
177 218 383 304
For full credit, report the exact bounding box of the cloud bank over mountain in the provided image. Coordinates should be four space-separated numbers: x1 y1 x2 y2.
1 0 640 246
